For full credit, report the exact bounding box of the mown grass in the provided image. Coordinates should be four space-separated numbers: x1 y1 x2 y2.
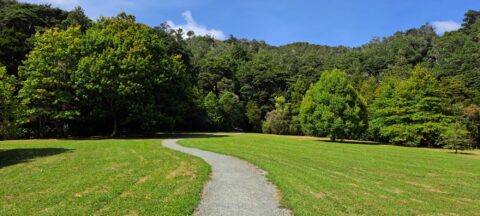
0 138 210 216
180 133 480 215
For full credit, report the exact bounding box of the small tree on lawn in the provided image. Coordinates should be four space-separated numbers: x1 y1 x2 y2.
440 123 472 153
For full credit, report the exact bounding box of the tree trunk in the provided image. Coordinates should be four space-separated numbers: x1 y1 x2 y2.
111 118 117 137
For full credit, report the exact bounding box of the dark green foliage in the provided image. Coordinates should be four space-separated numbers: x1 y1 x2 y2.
432 19 480 97
263 96 291 135
203 91 223 129
0 0 69 73
238 49 288 113
219 91 243 129
245 101 262 132
462 10 480 29
76 13 189 135
0 66 19 139
464 104 480 148
300 69 367 140
61 6 91 31
203 91 243 130
2 1 480 149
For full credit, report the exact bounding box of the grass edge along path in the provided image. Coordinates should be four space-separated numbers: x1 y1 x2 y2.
179 133 480 216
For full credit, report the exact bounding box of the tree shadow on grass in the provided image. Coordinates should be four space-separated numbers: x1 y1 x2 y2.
0 148 73 169
446 151 476 155
314 139 381 145
60 132 232 140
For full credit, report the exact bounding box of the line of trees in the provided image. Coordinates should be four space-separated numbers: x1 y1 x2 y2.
0 1 479 150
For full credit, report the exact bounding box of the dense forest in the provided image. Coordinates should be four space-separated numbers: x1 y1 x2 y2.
0 0 479 150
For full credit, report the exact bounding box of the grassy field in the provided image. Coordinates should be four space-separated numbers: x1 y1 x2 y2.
0 138 210 216
180 133 480 216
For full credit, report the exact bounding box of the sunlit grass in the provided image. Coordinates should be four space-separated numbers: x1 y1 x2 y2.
0 138 210 215
180 133 480 215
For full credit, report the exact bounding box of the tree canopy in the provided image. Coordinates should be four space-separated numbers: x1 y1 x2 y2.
300 69 367 141
0 1 479 150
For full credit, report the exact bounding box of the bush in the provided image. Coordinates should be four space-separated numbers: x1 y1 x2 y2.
262 110 290 135
262 96 291 135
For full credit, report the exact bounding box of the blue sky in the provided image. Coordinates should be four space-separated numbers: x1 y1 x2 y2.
21 0 480 47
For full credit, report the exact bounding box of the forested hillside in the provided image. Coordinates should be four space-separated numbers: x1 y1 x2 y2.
0 0 479 149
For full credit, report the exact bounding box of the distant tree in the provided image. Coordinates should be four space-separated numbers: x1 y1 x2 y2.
18 26 83 136
245 101 262 132
219 91 243 130
262 110 290 135
432 18 480 97
300 69 367 141
288 78 310 135
204 92 223 129
198 50 235 96
238 50 288 113
462 10 480 29
358 76 377 106
263 96 291 135
0 0 68 74
464 104 480 148
440 123 472 153
62 6 91 31
0 66 19 139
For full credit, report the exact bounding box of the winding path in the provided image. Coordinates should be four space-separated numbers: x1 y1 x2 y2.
163 139 291 216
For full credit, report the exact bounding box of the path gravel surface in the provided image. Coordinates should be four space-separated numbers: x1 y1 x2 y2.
163 139 291 216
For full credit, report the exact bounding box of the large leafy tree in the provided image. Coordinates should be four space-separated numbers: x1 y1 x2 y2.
369 66 454 146
18 26 83 136
75 13 189 136
300 69 367 141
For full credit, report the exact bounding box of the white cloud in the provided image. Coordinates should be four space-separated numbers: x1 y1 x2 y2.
431 21 461 34
166 11 225 40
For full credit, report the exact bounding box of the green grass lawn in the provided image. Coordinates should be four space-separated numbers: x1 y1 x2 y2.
0 138 210 216
180 133 480 216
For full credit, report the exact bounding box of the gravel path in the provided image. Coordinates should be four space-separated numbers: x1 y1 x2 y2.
163 139 291 216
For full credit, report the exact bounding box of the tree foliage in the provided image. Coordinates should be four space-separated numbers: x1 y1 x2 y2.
0 66 19 139
439 122 471 153
18 26 83 136
1 2 480 150
263 96 291 135
369 67 454 146
300 69 367 141
76 14 189 135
